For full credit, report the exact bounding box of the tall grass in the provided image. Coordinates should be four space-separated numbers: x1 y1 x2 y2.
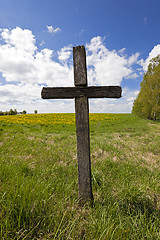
0 114 160 239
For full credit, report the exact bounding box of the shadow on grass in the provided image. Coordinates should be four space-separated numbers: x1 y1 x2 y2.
117 195 159 218
96 192 160 221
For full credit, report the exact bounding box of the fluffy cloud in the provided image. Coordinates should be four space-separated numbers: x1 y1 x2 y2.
35 48 73 87
0 27 152 113
139 44 160 71
0 27 37 83
0 27 37 53
46 25 61 34
0 27 73 112
86 36 140 86
0 27 73 87
57 45 72 62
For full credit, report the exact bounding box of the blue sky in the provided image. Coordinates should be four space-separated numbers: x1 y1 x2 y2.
0 0 160 113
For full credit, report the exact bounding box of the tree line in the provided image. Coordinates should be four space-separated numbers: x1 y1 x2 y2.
0 109 38 115
132 55 160 120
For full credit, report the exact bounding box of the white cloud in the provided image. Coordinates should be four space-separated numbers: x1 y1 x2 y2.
127 52 140 66
35 49 73 87
0 27 37 54
86 36 140 86
139 44 160 71
0 27 151 113
0 83 40 104
46 25 61 34
118 48 126 56
0 27 73 113
57 45 72 62
0 28 73 87
0 27 37 83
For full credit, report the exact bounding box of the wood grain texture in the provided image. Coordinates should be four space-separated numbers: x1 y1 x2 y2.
74 45 93 204
41 86 122 99
73 46 87 86
75 96 93 203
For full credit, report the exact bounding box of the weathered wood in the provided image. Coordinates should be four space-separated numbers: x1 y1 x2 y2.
73 46 87 86
41 86 122 99
41 45 122 205
73 45 93 204
75 96 93 203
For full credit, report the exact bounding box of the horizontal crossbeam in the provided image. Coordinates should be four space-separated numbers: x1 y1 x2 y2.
41 86 122 99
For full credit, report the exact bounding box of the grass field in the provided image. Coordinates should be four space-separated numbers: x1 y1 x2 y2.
0 113 160 239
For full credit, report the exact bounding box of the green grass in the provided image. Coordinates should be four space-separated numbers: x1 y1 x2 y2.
0 114 160 239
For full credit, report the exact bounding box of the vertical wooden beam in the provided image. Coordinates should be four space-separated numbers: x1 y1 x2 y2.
73 46 87 86
75 97 93 203
73 46 93 204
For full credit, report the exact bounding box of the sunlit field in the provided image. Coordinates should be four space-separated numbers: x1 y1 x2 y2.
0 113 120 125
0 113 160 239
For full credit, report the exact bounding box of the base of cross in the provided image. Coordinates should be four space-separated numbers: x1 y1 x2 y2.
41 45 122 205
78 197 94 207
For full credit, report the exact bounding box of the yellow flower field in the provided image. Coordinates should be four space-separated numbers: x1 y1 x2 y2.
0 113 120 125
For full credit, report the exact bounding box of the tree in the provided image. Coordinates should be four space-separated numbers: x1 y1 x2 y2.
34 110 38 114
14 109 17 115
22 110 27 114
9 109 17 115
9 109 14 115
132 55 160 120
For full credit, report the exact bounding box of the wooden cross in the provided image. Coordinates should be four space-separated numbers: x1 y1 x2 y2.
41 45 122 204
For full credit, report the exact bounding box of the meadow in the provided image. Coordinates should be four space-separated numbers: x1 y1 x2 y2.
0 113 160 239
